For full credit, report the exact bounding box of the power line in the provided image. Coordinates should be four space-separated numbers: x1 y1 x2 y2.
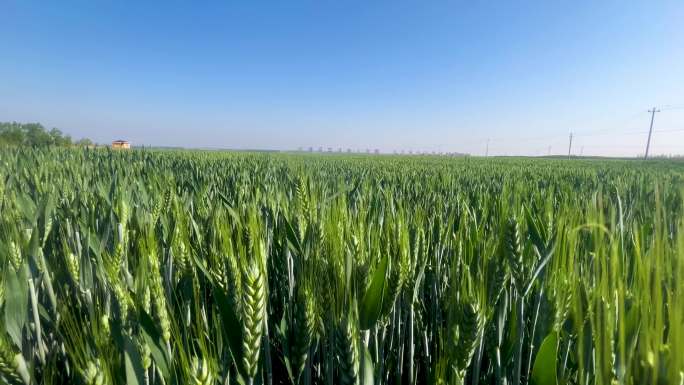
573 128 684 137
432 105 683 156
662 104 684 111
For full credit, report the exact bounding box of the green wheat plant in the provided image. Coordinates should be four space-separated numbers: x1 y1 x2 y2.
0 147 682 385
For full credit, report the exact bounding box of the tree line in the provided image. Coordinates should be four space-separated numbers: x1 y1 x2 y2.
0 122 93 147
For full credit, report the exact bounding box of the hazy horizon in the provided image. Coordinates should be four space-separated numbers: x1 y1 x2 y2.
1 1 683 157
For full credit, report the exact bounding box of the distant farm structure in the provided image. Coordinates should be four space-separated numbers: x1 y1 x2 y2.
111 140 131 149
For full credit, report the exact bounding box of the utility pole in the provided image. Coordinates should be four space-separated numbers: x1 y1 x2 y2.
567 132 573 159
644 107 660 159
547 146 551 156
485 139 490 157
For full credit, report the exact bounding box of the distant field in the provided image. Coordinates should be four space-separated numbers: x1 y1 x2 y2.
1 148 682 385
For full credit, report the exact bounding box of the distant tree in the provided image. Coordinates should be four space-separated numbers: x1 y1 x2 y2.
49 127 72 146
75 138 93 147
0 122 23 145
25 123 52 146
0 122 86 147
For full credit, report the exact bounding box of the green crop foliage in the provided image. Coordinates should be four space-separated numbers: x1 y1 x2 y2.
0 147 682 385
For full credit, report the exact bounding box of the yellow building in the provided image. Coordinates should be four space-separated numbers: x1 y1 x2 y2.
111 140 131 149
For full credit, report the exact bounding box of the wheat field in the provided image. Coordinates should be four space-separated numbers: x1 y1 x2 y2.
0 148 682 385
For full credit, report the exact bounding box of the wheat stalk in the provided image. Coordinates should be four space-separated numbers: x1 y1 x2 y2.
335 317 359 385
242 262 266 382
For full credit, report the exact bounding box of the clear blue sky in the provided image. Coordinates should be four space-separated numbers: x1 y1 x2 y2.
1 1 683 156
